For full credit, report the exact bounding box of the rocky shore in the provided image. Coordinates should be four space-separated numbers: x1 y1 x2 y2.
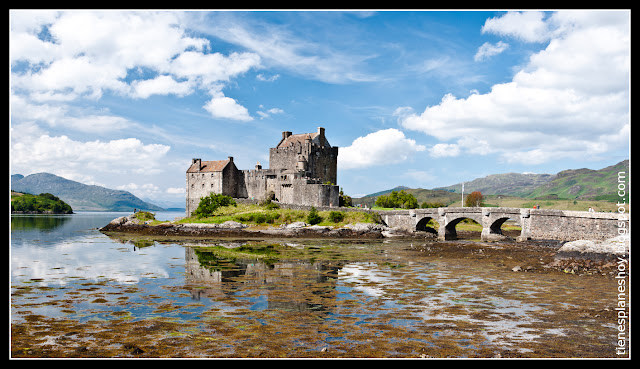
99 214 407 239
545 234 630 275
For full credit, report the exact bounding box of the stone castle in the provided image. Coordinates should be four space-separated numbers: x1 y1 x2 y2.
186 127 339 216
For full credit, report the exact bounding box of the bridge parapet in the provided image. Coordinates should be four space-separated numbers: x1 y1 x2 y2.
375 207 629 242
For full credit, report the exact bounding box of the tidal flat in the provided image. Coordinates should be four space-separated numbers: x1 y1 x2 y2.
11 220 627 358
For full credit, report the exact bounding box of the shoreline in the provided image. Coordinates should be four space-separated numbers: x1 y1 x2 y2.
100 215 629 266
99 214 401 240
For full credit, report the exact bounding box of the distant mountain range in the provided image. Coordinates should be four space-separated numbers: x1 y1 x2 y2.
354 160 629 206
11 173 164 212
11 160 628 212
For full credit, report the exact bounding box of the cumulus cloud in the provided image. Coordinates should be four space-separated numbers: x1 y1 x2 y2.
338 128 426 169
11 122 170 181
203 91 253 122
398 10 629 165
10 10 259 115
130 75 193 99
429 143 460 158
481 11 551 43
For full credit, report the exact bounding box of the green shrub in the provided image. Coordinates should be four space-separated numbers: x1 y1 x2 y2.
235 212 280 224
328 211 345 223
134 211 156 221
193 193 236 218
306 206 322 225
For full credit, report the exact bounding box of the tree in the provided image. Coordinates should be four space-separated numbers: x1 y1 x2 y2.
375 190 418 209
339 188 352 207
193 193 236 218
306 206 322 225
465 191 484 207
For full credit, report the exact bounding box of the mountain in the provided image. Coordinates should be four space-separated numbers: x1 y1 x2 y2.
525 160 629 201
11 172 164 212
435 172 555 197
354 160 629 206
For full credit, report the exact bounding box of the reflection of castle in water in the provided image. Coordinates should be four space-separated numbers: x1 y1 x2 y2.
184 245 342 312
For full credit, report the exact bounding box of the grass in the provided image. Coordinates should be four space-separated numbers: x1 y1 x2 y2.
483 195 628 212
373 196 628 213
175 203 381 228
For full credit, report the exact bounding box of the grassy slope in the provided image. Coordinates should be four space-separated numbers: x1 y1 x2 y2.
173 203 381 228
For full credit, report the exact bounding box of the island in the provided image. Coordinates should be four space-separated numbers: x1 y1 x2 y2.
11 192 73 214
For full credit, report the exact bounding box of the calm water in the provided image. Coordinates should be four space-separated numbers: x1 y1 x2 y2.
10 212 626 358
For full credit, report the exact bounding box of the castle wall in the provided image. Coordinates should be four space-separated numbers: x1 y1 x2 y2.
186 160 238 216
277 180 339 207
186 128 340 217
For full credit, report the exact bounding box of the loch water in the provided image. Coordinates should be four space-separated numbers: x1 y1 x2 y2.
10 212 626 358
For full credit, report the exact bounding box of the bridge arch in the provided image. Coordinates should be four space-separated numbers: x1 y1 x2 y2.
443 215 483 240
484 215 522 241
415 216 439 235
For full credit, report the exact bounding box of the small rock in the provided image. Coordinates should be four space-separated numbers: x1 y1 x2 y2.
512 266 522 272
285 221 307 229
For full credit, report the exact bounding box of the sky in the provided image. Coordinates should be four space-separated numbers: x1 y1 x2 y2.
10 10 630 208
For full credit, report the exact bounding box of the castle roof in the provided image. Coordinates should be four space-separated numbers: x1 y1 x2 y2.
277 131 331 148
187 160 230 173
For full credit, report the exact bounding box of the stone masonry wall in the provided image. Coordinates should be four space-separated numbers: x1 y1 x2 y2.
525 209 626 241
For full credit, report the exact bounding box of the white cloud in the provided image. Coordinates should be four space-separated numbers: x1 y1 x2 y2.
167 187 185 194
130 75 193 99
190 13 376 84
203 91 253 122
429 143 460 158
116 183 163 198
167 51 260 88
338 128 426 169
11 123 171 181
256 73 280 82
257 106 284 119
10 10 258 114
481 11 550 43
11 93 134 133
399 10 630 165
474 41 509 61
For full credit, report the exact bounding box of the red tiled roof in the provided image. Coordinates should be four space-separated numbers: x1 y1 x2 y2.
187 160 229 173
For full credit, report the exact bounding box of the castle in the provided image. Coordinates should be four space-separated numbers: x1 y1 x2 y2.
186 127 339 216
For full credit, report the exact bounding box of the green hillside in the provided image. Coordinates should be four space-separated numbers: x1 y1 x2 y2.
525 160 629 201
435 172 554 197
352 160 629 210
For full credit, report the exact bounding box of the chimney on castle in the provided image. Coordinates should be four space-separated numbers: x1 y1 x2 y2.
228 156 233 163
192 158 201 171
282 131 292 140
317 127 325 146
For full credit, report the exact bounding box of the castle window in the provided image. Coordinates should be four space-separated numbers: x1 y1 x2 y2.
202 183 205 188
211 184 214 188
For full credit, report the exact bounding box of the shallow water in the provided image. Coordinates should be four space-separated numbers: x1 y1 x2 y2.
10 212 628 358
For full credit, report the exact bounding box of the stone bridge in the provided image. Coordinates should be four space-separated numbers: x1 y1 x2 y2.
377 207 629 242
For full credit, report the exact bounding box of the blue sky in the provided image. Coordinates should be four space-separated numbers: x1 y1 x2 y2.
10 10 630 207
